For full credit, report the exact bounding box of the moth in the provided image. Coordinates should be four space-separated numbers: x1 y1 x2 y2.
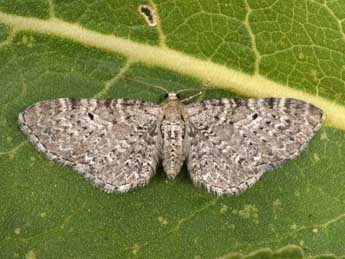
19 93 324 195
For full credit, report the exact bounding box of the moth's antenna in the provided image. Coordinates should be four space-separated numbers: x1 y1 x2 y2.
124 77 169 94
176 81 214 95
181 91 203 103
178 81 213 102
176 88 202 94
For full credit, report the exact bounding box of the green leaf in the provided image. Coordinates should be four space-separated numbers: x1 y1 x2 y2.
0 1 344 258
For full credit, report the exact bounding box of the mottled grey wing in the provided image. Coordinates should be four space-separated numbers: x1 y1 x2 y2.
185 98 324 195
19 98 162 193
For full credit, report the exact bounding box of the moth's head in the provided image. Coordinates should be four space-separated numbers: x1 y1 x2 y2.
164 92 181 100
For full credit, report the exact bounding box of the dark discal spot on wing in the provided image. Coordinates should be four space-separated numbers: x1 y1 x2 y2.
252 113 258 120
88 112 94 120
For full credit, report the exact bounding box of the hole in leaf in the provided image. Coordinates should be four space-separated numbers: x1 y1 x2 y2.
138 4 157 26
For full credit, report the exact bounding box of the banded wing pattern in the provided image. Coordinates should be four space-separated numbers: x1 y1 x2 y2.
185 98 324 195
19 98 161 193
19 94 324 195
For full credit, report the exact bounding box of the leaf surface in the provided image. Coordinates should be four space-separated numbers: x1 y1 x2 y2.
0 1 345 258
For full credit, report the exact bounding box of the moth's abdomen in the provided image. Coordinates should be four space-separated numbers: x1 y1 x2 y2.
161 122 186 179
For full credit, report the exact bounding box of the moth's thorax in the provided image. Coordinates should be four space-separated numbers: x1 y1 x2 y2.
160 93 188 179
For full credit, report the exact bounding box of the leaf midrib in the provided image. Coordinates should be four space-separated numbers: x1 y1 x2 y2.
0 11 344 130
